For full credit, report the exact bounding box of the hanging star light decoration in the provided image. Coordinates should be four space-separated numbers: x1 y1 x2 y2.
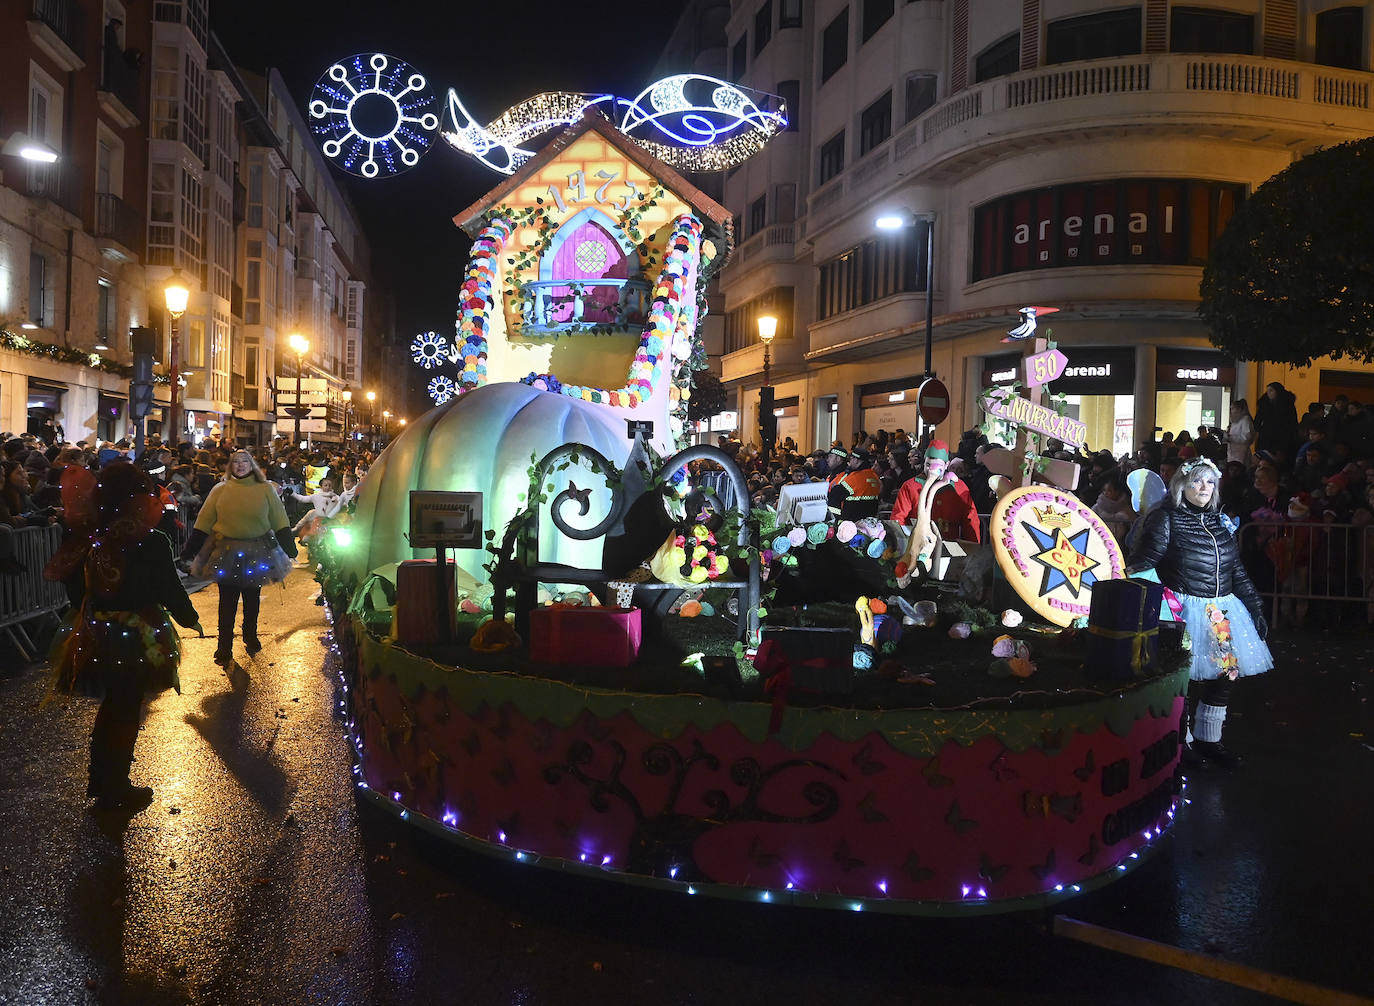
410 331 451 369
311 57 787 178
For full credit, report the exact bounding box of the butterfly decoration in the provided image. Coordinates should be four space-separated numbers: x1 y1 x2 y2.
945 800 978 834
1078 833 1099 866
833 839 865 872
903 851 935 883
1072 750 1096 781
923 757 954 788
979 853 1010 883
1031 849 1057 882
858 791 889 824
852 742 887 776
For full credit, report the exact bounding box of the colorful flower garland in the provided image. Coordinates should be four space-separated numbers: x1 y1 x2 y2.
454 217 512 391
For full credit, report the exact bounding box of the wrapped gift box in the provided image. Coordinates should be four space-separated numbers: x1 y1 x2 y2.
529 604 642 667
758 626 856 694
1085 578 1163 680
396 559 456 646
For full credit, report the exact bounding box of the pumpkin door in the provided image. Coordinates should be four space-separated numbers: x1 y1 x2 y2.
549 219 631 325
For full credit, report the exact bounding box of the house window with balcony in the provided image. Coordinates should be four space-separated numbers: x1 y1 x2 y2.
748 195 768 236
148 162 175 265
179 169 203 267
1316 7 1364 69
1046 8 1142 63
774 183 796 224
525 207 646 332
732 36 748 78
818 130 846 184
975 33 1021 82
1170 7 1253 54
182 54 207 162
777 79 800 130
755 0 773 54
779 0 802 28
27 65 64 197
821 9 849 82
904 73 937 124
862 0 894 42
859 90 892 156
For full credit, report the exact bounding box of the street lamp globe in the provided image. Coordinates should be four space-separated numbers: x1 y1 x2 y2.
756 314 777 345
288 332 309 357
164 270 190 317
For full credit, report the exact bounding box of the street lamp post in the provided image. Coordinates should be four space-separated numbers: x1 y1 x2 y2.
875 210 936 377
756 314 777 467
163 269 190 446
288 333 309 448
365 390 376 449
342 389 352 441
382 410 392 444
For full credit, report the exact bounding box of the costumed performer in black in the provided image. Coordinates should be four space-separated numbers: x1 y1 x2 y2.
45 461 203 810
1127 457 1272 768
182 449 297 664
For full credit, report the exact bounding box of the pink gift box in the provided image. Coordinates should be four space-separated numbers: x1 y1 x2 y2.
529 605 642 667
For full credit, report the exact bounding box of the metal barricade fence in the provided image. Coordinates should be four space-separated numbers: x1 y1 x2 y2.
1237 520 1371 629
0 523 68 660
170 501 198 555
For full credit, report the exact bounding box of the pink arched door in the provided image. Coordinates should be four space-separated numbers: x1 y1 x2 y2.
549 218 631 325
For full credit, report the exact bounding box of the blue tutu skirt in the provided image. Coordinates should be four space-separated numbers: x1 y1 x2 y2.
193 534 292 589
1172 589 1273 681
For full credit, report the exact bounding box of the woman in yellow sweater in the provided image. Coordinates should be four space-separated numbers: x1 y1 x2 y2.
183 450 297 664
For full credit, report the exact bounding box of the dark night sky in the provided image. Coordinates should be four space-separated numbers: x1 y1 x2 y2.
211 0 679 373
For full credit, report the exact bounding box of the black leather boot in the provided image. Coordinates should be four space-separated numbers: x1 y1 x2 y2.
243 630 262 655
1193 740 1245 770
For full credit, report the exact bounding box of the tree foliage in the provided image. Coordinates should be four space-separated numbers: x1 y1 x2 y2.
687 369 728 424
1198 137 1374 366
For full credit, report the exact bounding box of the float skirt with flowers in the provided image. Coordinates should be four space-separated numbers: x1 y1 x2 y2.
49 603 183 699
1168 590 1273 681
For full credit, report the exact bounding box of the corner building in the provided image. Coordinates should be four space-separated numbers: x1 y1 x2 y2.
700 0 1374 451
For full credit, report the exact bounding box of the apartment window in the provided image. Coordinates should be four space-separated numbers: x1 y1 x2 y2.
774 183 797 224
818 130 846 184
732 36 748 78
816 223 929 321
1170 7 1253 54
29 252 49 327
862 0 894 42
749 195 768 235
723 287 796 354
974 33 1021 82
151 44 178 141
97 281 115 348
148 161 175 265
859 90 892 156
779 0 802 28
821 9 849 81
179 169 203 266
755 0 773 54
777 79 800 130
182 54 207 162
904 73 937 124
247 162 263 227
1046 8 1142 64
1315 7 1364 69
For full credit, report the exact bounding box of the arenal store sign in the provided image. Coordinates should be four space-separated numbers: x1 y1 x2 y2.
972 179 1247 281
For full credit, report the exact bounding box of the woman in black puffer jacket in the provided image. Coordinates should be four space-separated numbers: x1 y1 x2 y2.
1129 458 1272 769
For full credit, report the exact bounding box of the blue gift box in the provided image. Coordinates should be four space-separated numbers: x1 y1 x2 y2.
1085 578 1163 680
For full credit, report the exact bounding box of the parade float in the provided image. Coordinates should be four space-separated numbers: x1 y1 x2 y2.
309 55 1188 914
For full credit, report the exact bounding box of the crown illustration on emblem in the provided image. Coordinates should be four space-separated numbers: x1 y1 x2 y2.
1032 504 1073 529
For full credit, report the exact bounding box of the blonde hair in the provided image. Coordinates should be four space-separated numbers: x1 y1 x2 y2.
1168 458 1222 512
223 449 267 483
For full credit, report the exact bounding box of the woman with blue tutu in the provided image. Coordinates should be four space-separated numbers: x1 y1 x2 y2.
1128 458 1273 768
182 449 297 664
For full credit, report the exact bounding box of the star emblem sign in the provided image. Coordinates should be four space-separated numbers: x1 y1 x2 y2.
1023 523 1100 599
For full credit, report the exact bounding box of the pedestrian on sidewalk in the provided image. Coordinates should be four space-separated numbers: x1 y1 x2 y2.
182 449 297 664
43 462 203 810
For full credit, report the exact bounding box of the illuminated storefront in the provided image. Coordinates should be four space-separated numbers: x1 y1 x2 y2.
1154 349 1235 438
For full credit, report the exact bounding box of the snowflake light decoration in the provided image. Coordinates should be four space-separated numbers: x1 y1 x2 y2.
410 330 450 369
309 53 439 178
427 375 457 405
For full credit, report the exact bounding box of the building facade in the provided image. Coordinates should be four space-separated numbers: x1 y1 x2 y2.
1 0 378 449
703 0 1374 453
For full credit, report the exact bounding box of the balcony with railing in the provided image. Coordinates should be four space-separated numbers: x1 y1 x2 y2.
518 278 652 334
98 41 141 128
230 373 245 408
808 52 1374 228
95 193 142 260
731 223 796 269
24 163 80 216
28 0 85 71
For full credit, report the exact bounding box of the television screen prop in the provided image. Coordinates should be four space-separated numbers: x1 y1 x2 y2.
776 481 830 526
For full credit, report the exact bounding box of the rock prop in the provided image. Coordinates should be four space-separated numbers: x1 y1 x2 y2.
948 622 972 639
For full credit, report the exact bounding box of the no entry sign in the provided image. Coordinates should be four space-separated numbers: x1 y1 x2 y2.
917 377 950 426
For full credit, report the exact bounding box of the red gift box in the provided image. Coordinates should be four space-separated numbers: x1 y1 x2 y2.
529 604 642 667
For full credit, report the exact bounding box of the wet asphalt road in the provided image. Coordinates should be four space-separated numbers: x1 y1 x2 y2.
1 570 1371 1006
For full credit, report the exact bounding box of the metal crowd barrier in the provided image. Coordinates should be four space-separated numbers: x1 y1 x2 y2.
0 524 68 661
1238 520 1371 630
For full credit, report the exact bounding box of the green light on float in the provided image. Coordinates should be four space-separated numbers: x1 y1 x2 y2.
331 527 354 548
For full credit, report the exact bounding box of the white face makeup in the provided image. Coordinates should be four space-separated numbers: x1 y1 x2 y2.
1184 472 1216 507
926 459 948 480
230 454 253 477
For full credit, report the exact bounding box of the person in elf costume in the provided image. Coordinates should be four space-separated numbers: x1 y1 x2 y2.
44 462 203 810
1127 458 1272 769
890 440 981 542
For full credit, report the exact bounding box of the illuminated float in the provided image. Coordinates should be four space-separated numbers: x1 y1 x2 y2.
312 59 1187 914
